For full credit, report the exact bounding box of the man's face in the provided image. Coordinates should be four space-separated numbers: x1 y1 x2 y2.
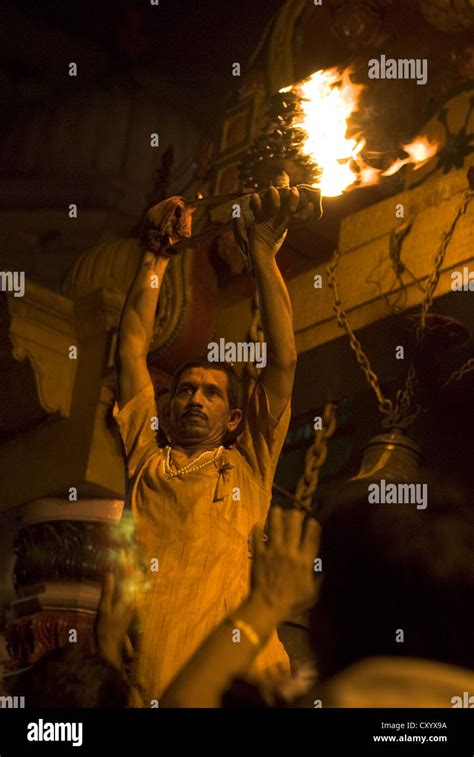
169 367 242 447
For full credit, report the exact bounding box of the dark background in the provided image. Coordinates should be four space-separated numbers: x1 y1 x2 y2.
13 0 283 123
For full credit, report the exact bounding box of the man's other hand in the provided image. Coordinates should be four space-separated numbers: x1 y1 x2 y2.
249 186 317 257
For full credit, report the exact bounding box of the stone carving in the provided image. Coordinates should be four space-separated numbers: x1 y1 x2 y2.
4 611 96 670
63 236 193 361
329 0 388 49
420 0 474 33
13 521 122 590
3 282 77 420
405 89 474 189
267 0 308 93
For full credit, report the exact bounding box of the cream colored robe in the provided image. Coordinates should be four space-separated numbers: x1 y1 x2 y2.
113 380 291 704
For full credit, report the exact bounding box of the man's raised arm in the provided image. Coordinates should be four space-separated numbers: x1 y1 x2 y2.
115 196 194 409
115 251 170 409
249 186 310 419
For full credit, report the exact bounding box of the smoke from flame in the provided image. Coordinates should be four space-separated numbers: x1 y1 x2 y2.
280 68 438 197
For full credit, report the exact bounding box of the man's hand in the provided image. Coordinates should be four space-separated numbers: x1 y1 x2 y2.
249 185 318 258
251 507 321 618
140 196 195 255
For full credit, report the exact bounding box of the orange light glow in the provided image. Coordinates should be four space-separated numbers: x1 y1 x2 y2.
280 68 439 196
382 137 439 177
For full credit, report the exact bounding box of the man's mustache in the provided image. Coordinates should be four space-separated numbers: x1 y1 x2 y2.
183 407 208 420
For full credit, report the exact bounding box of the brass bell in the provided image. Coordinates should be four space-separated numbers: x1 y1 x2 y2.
352 429 423 484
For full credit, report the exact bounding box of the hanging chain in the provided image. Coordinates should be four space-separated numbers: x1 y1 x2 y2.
245 291 265 387
293 402 337 510
443 357 474 388
327 188 474 431
417 190 473 333
327 249 395 422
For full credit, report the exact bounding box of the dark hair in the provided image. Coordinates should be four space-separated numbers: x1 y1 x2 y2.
169 359 243 411
14 645 130 708
310 478 474 678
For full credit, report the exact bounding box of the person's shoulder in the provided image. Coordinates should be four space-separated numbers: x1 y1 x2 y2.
227 443 249 464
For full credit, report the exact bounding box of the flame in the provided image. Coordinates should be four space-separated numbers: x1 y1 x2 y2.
382 136 438 177
280 68 439 197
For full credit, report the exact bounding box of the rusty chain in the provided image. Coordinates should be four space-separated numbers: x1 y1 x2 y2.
252 190 471 511
443 356 474 388
293 401 337 510
245 291 265 386
418 190 473 334
327 188 474 431
327 248 395 423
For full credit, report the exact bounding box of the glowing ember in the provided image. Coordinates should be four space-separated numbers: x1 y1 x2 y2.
281 67 439 196
382 136 438 176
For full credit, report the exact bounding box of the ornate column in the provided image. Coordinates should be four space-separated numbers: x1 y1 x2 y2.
3 498 124 682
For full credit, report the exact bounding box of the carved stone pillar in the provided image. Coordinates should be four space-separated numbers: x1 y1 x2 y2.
3 498 124 683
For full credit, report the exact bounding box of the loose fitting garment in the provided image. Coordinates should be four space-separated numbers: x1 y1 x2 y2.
113 380 291 703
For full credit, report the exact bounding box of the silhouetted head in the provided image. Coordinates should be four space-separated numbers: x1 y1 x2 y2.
310 478 474 679
15 646 130 708
167 359 243 449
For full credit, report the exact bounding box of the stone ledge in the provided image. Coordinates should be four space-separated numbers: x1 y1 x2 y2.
6 283 76 417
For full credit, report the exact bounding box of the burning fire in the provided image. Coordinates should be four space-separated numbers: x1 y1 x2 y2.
381 136 438 177
280 68 438 197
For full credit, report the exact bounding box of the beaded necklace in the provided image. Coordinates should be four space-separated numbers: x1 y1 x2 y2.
162 445 224 478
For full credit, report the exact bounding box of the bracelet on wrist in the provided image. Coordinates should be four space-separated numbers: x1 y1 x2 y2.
227 616 261 647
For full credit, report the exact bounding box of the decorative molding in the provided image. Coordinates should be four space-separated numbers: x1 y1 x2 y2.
63 236 194 362
12 520 125 589
218 99 256 159
267 0 308 93
20 498 124 527
214 160 241 196
420 0 474 33
4 610 96 671
6 283 76 418
329 0 388 49
405 87 474 189
148 249 191 358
